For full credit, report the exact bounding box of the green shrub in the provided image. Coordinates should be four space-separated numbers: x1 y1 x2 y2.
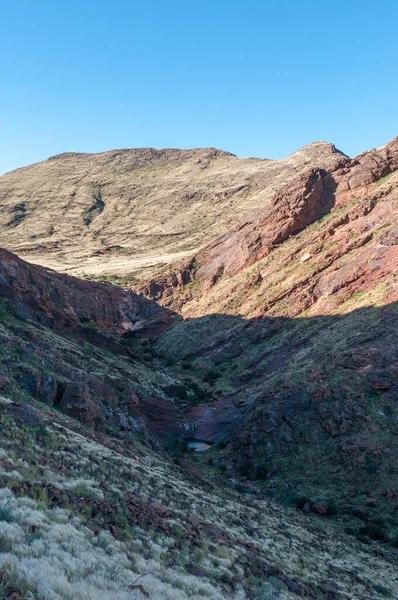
327 499 339 516
238 463 250 477
234 483 246 493
344 525 356 536
373 582 392 597
0 501 15 522
163 435 188 457
203 369 221 384
254 461 270 480
188 381 206 401
359 521 387 541
294 495 311 509
390 535 398 548
26 424 47 440
163 357 175 367
0 299 10 319
180 356 195 370
215 439 228 450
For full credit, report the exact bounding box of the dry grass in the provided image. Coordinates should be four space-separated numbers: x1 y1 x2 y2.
0 143 345 279
0 395 396 599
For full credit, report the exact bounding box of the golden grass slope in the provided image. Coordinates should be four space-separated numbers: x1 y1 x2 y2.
0 143 345 279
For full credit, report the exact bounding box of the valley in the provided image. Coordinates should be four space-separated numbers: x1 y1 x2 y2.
0 137 397 599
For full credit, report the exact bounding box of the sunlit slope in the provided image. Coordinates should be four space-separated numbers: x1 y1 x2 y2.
0 143 346 278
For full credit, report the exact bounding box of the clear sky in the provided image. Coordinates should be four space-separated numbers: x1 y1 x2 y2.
1 0 398 174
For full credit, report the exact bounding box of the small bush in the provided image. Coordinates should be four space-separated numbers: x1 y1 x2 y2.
215 439 228 450
359 521 387 541
163 436 188 458
254 461 270 480
344 525 356 536
327 499 339 516
181 357 194 370
234 483 246 493
0 500 15 523
390 535 398 548
188 381 206 402
26 424 47 440
238 463 250 477
294 495 311 510
356 533 371 544
373 582 392 597
203 369 221 385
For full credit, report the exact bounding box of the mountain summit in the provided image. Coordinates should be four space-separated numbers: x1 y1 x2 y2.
0 140 349 280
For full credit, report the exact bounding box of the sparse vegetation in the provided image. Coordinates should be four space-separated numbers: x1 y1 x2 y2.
6 202 27 227
1 138 398 598
0 397 396 599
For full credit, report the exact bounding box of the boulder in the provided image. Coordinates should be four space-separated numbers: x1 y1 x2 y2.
60 382 103 429
311 502 328 515
15 365 41 397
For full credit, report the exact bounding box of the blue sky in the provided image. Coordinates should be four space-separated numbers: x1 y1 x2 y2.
1 0 397 174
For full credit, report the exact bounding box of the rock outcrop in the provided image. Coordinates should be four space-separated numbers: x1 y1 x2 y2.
195 168 336 279
141 136 398 299
336 135 398 194
0 248 171 337
0 248 178 433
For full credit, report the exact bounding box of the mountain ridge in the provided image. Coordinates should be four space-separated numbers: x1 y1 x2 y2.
4 139 348 176
0 137 355 280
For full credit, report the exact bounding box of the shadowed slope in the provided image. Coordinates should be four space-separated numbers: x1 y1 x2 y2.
1 248 398 540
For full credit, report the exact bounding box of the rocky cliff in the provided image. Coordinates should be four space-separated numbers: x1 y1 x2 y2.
0 249 182 434
140 135 398 304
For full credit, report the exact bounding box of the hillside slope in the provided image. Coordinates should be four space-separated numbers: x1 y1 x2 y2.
1 136 398 598
136 136 398 544
0 143 346 279
0 249 397 599
1 393 396 600
140 135 398 312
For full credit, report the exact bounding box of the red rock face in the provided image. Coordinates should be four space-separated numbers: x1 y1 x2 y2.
0 248 172 337
194 137 398 282
336 135 398 195
140 136 398 301
0 248 178 434
137 168 340 300
195 168 332 279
